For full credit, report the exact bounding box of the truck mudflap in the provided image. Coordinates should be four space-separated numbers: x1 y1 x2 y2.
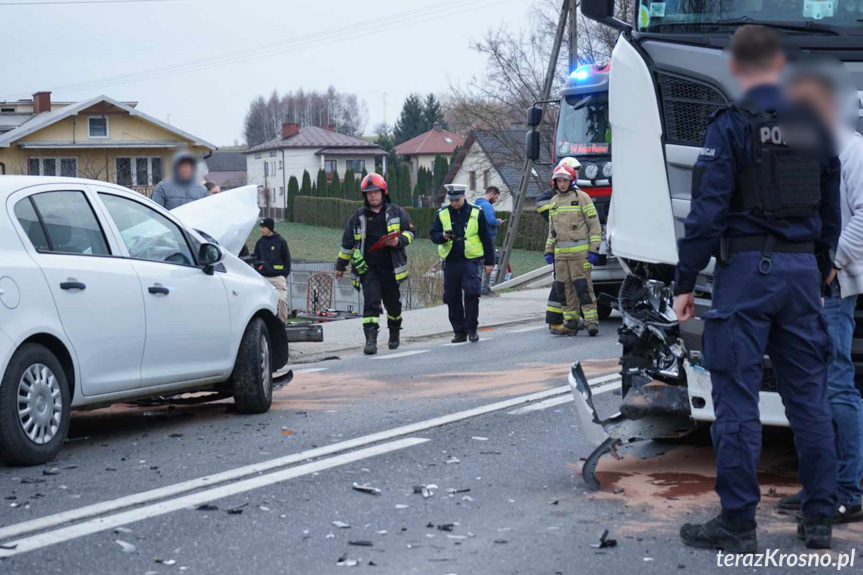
569 361 695 490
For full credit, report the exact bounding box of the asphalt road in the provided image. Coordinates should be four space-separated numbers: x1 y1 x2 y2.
0 317 860 574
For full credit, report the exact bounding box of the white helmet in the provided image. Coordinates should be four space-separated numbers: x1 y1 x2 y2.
557 157 582 172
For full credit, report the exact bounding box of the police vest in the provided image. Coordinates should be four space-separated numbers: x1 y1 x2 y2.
731 104 822 220
437 205 484 260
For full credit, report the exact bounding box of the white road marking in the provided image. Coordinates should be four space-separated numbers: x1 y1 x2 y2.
370 349 430 360
0 374 612 545
0 438 428 558
507 325 547 334
293 367 329 374
508 377 621 415
440 338 492 347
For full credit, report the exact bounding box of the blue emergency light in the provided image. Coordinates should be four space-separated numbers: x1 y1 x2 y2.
572 66 590 81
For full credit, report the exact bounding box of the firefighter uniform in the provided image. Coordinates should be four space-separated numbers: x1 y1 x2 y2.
675 84 840 543
545 185 601 334
536 188 565 328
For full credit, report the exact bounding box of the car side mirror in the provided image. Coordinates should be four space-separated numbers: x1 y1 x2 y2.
199 242 223 275
526 130 540 162
526 106 543 127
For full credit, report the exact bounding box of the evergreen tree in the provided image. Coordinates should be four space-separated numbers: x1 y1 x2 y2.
361 167 368 180
343 169 356 199
393 94 425 145
329 169 342 198
301 170 312 196
287 175 299 221
386 165 399 204
316 169 328 198
422 94 447 131
399 164 412 207
432 154 450 199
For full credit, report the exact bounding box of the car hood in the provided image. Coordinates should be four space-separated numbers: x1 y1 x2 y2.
170 185 258 256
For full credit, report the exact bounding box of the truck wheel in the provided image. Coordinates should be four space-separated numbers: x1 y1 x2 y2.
230 318 273 414
597 300 612 321
0 344 71 466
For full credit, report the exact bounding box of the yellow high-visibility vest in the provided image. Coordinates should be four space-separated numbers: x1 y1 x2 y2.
437 205 484 260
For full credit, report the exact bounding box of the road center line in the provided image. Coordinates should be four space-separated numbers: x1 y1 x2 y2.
0 374 610 543
370 350 430 360
0 438 429 559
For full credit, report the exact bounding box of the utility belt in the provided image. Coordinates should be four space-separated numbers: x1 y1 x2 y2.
719 234 814 274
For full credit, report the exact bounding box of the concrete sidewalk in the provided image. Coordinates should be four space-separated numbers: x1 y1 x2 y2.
290 288 548 360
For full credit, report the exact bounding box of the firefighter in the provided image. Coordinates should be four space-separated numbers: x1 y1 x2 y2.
544 164 602 336
537 158 585 332
335 173 415 355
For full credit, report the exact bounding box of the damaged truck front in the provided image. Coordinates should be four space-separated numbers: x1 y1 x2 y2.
568 0 863 489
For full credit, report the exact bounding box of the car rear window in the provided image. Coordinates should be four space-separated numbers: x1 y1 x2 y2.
15 192 110 256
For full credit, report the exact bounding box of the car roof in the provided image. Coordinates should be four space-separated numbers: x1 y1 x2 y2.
0 176 144 201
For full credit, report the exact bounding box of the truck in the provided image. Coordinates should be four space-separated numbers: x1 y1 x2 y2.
571 0 863 488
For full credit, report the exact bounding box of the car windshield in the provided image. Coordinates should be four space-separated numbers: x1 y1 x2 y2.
556 92 610 157
637 0 862 33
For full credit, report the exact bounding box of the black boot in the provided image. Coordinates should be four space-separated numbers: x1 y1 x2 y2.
778 490 802 510
363 324 379 356
388 319 401 350
680 513 757 554
797 514 832 549
468 329 479 342
451 332 467 343
586 322 599 336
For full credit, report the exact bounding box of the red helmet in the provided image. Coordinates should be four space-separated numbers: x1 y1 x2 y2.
360 173 388 195
551 164 575 184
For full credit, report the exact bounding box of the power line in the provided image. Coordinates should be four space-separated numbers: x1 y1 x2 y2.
0 0 191 5
1 0 512 99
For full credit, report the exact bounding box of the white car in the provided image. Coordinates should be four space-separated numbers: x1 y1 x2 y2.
0 177 288 465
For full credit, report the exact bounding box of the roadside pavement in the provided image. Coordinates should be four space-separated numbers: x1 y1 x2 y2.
290 288 548 360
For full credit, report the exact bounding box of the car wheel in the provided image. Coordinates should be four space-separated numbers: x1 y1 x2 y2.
230 318 273 414
597 300 612 321
0 344 71 466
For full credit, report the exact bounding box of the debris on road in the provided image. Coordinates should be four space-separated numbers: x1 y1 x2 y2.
446 488 470 495
394 504 409 509
196 503 219 512
0 543 18 550
352 483 382 496
155 558 177 565
226 502 248 515
413 484 436 498
113 527 133 534
471 437 488 441
332 521 351 529
444 457 460 465
281 428 294 435
336 553 359 567
20 477 45 484
589 529 617 549
348 540 373 547
115 539 137 554
436 524 455 532
42 468 60 476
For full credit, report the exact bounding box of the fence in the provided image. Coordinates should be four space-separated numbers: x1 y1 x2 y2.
292 196 548 251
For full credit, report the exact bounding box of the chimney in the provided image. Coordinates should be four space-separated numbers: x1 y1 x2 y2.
32 91 52 114
325 124 335 132
433 123 443 131
281 123 299 139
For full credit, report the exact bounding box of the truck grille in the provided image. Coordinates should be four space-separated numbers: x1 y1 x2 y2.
658 74 727 145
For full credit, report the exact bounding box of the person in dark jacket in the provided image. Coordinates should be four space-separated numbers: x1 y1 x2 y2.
430 185 495 343
151 150 208 210
253 217 291 323
335 173 415 355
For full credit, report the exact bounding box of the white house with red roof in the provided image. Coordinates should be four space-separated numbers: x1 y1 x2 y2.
393 124 464 189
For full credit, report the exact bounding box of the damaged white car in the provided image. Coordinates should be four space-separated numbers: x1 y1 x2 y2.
0 177 288 465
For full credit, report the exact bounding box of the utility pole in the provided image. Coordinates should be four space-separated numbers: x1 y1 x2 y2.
495 0 571 287
569 1 579 73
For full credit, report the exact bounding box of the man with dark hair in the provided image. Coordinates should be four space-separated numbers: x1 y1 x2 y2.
253 218 291 323
673 25 840 551
474 186 503 296
151 150 208 209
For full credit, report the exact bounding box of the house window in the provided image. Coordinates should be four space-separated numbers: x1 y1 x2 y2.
1 107 15 113
345 159 365 173
469 171 476 191
269 152 277 158
27 157 77 177
279 160 283 170
325 160 337 177
483 170 489 189
255 154 261 160
116 157 160 187
88 116 109 138
264 162 269 177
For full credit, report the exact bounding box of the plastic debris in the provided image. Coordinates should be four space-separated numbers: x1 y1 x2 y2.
332 521 351 529
326 533 335 539
115 540 136 554
196 504 219 512
0 543 18 550
444 457 460 465
227 502 248 515
113 526 133 534
471 437 488 441
394 504 409 509
20 478 45 484
644 558 654 562
446 488 470 495
348 540 373 547
155 558 177 565
352 483 381 496
376 530 388 535
589 529 618 549
336 553 359 567
437 524 455 532
494 539 508 544
43 468 60 476
281 428 294 435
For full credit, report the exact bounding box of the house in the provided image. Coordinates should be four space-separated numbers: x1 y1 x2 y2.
245 123 385 219
0 91 215 195
394 124 463 189
442 129 552 211
205 147 247 190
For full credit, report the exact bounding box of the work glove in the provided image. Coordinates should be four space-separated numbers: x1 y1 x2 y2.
587 252 600 265
544 254 554 266
352 249 369 275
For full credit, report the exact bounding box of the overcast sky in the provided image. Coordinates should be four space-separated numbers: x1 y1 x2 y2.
0 0 531 146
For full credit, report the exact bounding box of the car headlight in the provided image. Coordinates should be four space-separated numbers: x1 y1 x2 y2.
602 162 612 179
583 163 599 180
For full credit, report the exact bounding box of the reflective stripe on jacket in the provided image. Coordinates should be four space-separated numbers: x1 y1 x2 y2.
545 189 601 258
335 203 414 284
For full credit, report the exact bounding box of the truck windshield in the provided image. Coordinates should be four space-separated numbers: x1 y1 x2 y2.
637 0 861 33
556 92 610 157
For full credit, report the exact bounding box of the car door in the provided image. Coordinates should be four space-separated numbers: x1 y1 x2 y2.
95 191 231 386
10 186 146 395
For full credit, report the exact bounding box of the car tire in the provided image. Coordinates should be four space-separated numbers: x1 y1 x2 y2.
230 318 273 414
0 344 71 466
597 300 612 321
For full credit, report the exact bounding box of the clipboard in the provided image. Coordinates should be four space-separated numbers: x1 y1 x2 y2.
367 231 401 252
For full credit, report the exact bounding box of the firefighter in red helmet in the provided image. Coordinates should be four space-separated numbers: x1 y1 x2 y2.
335 173 415 355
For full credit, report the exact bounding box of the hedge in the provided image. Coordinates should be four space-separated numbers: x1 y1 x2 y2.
293 196 548 252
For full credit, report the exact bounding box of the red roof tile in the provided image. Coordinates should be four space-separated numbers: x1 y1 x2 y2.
394 125 464 156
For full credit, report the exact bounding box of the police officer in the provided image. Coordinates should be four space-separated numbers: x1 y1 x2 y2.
335 173 415 355
672 26 840 552
430 184 495 343
544 163 602 336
